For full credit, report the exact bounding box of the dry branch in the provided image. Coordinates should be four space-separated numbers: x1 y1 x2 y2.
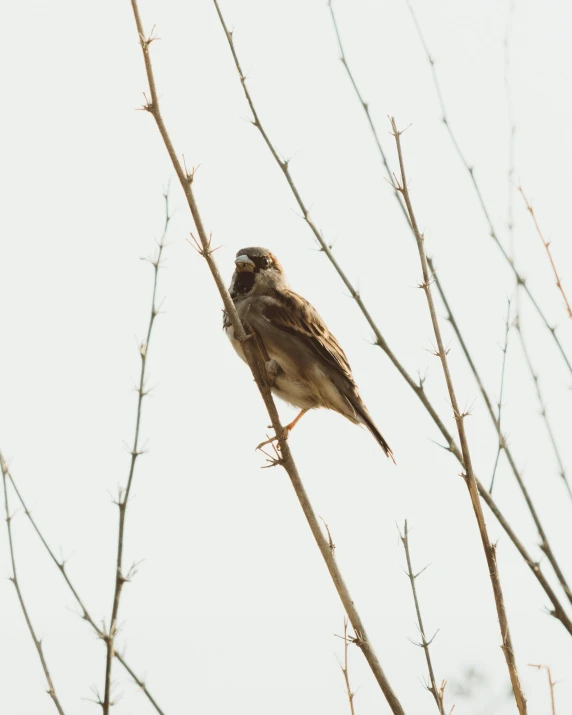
1 201 171 715
210 0 572 637
514 321 572 503
429 257 572 605
399 521 446 715
339 617 357 715
402 0 572 377
502 5 572 509
103 193 171 713
489 299 512 493
504 0 517 266
390 117 527 715
4 462 166 714
327 0 410 228
1 453 66 715
327 0 572 619
128 3 406 712
528 664 557 715
518 186 572 319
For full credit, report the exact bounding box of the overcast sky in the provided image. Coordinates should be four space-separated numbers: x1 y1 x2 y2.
1 1 572 714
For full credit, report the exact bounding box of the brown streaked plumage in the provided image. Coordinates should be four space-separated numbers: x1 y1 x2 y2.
224 247 395 461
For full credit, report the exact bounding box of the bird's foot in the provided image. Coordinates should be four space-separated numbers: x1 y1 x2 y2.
256 426 291 452
255 409 308 451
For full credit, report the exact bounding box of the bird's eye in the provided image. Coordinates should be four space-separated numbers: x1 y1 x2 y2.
262 257 271 268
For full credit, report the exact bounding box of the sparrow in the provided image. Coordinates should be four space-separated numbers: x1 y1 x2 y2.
224 247 395 461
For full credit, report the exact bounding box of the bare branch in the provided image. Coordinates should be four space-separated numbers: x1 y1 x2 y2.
399 522 446 715
1 453 66 715
327 0 410 226
514 320 572 504
518 186 572 320
390 117 527 714
128 3 406 712
504 0 517 269
489 299 513 493
328 0 572 624
429 258 572 607
3 463 166 714
210 0 572 637
528 664 557 715
103 192 171 714
339 617 357 715
402 0 572 377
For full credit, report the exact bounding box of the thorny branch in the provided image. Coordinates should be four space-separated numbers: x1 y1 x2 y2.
128 3 406 713
330 0 572 548
504 0 517 273
328 0 572 620
1 453 66 715
489 299 513 493
502 2 572 507
402 0 572 377
528 664 557 715
518 186 572 319
399 522 446 715
429 258 572 606
327 0 410 228
514 321 572 503
339 618 357 715
391 117 527 715
3 463 166 714
103 192 171 714
211 0 572 636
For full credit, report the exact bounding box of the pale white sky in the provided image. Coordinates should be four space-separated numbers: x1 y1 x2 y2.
1 1 571 714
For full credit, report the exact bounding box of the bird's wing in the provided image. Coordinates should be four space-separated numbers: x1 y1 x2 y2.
262 290 355 384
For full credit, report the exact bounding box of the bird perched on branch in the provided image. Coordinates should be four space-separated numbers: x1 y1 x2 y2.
224 247 395 462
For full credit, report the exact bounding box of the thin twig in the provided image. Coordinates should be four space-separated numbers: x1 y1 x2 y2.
1 453 66 715
3 463 166 714
339 617 357 715
327 0 410 228
429 258 572 606
504 0 517 274
210 0 572 637
128 4 406 713
500 0 570 519
328 0 572 613
490 299 513 493
326 0 572 616
518 186 572 320
501 3 571 556
528 664 557 715
103 192 171 714
391 117 527 715
402 0 572 377
399 521 446 715
514 321 572 504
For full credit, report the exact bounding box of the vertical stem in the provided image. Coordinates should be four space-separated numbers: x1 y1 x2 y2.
103 195 170 713
211 0 572 633
400 522 445 715
489 299 512 493
401 0 572 376
391 118 527 715
127 3 407 712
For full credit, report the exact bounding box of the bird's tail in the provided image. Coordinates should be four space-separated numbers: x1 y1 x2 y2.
355 406 396 463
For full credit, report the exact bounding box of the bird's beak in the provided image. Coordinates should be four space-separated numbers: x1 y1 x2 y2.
235 255 255 273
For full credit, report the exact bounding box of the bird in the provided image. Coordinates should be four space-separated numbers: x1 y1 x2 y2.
224 247 395 461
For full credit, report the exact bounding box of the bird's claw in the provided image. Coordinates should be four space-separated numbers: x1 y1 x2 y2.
256 427 290 452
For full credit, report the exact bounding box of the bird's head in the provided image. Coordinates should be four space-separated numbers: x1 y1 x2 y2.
230 247 287 298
